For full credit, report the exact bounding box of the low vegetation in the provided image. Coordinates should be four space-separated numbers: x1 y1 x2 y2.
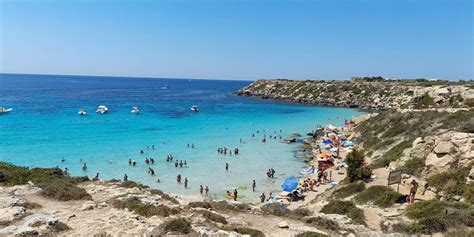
149 189 179 204
221 226 265 237
332 182 365 199
0 162 91 201
295 231 328 237
196 209 227 224
403 200 473 234
109 197 180 217
260 202 290 216
187 201 251 212
320 200 365 225
354 185 403 208
427 166 473 202
162 218 191 234
401 157 425 176
304 216 339 231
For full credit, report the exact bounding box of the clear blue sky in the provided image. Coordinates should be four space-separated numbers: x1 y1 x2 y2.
0 0 472 80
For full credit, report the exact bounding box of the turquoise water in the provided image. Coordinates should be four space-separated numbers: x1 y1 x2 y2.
0 74 363 201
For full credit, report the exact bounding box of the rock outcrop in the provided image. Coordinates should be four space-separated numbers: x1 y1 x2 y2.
236 79 474 109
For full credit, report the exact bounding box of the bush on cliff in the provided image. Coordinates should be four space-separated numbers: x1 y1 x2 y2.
427 166 472 201
109 197 180 217
221 226 264 237
162 218 191 234
0 162 91 201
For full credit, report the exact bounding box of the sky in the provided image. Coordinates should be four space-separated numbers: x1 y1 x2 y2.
0 0 472 80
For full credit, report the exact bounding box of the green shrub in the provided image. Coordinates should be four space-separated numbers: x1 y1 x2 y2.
0 162 91 201
427 167 471 198
197 209 227 224
305 216 339 231
402 157 425 176
163 218 191 234
188 201 212 209
119 180 149 189
209 201 251 212
221 226 264 237
404 200 473 234
109 197 180 217
346 149 371 182
332 182 365 199
289 208 312 219
463 98 474 107
296 231 328 237
320 200 365 225
351 87 362 94
354 185 403 208
261 202 289 216
414 93 434 109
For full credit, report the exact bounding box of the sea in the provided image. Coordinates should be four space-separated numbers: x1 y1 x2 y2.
0 74 363 201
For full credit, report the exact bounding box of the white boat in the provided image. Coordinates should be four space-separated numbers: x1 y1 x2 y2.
78 108 87 115
131 107 140 114
190 105 199 112
96 105 108 114
0 107 13 114
160 85 169 90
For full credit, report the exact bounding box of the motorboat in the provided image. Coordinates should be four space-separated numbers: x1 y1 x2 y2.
190 105 199 112
96 105 108 114
160 85 169 90
0 107 13 114
78 108 87 115
131 107 140 114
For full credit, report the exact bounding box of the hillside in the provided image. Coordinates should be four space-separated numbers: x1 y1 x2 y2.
236 79 474 109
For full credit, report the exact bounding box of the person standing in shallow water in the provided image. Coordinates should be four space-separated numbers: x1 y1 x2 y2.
233 189 238 201
177 174 181 183
200 185 203 195
205 186 209 195
123 174 128 181
184 178 188 189
225 163 229 171
252 180 256 191
260 193 266 203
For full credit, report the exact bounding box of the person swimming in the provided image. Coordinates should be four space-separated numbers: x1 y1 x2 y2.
145 157 150 164
61 157 65 162
156 178 161 183
150 158 154 164
152 145 155 150
175 161 178 168
191 143 195 149
148 167 155 175
128 159 132 165
140 150 144 154
82 163 87 170
132 160 137 166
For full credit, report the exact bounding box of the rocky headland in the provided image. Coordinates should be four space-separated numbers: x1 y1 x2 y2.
236 78 474 109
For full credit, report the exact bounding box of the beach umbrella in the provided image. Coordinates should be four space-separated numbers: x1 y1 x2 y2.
281 177 298 192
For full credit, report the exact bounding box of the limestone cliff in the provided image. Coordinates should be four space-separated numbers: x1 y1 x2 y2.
236 79 474 109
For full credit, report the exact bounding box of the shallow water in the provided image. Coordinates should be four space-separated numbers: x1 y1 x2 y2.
0 74 363 201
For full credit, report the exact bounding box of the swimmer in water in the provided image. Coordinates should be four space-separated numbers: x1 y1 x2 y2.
132 160 137 166
61 157 65 162
82 163 87 170
184 160 187 166
156 179 161 183
128 159 132 165
148 167 155 175
140 150 144 154
179 160 183 167
152 145 155 150
175 161 178 168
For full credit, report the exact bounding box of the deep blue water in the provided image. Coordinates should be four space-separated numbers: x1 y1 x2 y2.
0 74 363 201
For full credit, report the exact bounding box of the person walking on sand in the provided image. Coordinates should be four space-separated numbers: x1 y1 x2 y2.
233 189 238 201
225 163 229 171
184 178 188 189
252 180 256 191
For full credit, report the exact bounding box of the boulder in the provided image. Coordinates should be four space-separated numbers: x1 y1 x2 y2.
278 221 289 228
433 141 454 154
24 213 58 227
425 153 454 168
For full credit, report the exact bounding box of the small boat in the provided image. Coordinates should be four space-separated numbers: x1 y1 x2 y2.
0 107 13 114
160 85 169 90
190 105 199 112
78 108 87 115
96 105 108 114
131 107 140 114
